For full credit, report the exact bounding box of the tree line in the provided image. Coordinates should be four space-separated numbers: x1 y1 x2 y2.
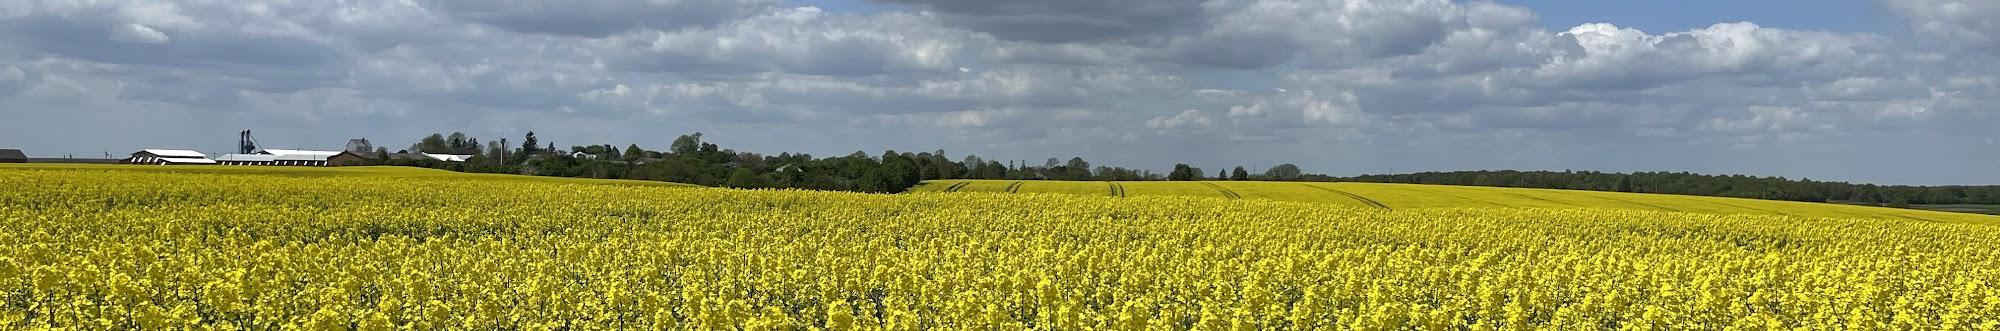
1335 170 2000 206
377 132 1191 193
373 132 2000 205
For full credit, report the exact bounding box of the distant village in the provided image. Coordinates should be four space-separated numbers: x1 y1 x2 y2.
125 139 470 168
0 130 473 167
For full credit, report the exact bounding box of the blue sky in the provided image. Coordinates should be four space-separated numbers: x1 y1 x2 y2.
1 0 1996 185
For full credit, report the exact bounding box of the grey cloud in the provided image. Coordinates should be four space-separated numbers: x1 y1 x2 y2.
1152 30 1300 70
600 8 973 77
1887 0 2000 53
1 15 341 68
869 0 1208 43
580 66 1189 123
1151 0 1474 70
0 65 32 96
984 42 1126 65
420 0 776 38
108 23 168 43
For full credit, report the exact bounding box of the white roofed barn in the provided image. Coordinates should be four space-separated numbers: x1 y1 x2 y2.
124 149 216 165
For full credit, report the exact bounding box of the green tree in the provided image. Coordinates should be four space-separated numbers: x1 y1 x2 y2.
1066 157 1092 180
624 144 645 161
415 133 449 154
602 144 621 160
725 168 769 189
446 132 470 153
1169 164 1196 181
671 133 704 155
1231 166 1249 181
520 131 539 157
1265 163 1302 181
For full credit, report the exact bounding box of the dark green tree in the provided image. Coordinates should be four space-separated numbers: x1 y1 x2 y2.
1265 163 1303 180
520 131 539 156
1231 166 1250 181
624 144 645 161
725 168 768 189
1169 164 1196 181
671 133 704 155
414 133 449 154
1065 157 1091 180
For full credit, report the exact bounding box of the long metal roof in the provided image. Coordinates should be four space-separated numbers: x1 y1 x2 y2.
213 154 278 162
140 149 208 158
274 154 331 161
424 153 471 162
259 149 341 157
158 158 218 164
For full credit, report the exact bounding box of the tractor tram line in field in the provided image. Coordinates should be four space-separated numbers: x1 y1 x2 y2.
1108 182 1127 197
1004 181 1025 193
1296 183 1392 210
941 181 971 193
1597 196 1685 213
1499 191 1586 208
1200 182 1243 199
1677 196 1791 216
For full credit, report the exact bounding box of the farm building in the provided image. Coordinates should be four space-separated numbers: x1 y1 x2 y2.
124 149 217 165
273 154 331 166
258 149 340 158
210 149 347 166
343 139 374 153
425 153 471 162
0 149 24 163
257 149 342 166
328 151 373 166
213 154 277 165
384 153 470 162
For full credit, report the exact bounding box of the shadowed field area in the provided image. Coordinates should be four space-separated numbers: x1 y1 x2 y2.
913 179 2000 224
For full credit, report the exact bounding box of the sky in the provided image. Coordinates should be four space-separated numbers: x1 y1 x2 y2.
0 0 1995 185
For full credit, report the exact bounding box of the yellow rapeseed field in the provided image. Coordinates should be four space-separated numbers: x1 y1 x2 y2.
5 167 2000 329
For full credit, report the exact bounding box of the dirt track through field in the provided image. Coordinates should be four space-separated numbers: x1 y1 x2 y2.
942 181 971 193
1004 181 1025 193
1109 182 1126 197
1297 183 1391 210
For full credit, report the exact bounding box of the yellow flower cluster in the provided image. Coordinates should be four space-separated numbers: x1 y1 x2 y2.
2 168 1998 329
